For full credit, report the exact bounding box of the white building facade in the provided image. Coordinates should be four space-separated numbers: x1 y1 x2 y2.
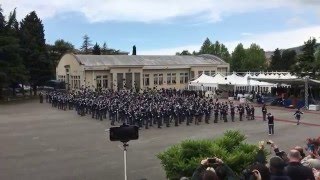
56 53 229 91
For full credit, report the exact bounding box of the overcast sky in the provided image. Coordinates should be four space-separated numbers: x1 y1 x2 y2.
1 0 320 54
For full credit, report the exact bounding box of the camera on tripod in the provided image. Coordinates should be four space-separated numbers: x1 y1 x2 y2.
109 124 139 142
108 124 139 180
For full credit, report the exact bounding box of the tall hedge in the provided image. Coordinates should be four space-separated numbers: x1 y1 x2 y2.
157 130 267 180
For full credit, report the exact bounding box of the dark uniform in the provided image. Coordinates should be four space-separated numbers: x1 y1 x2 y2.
262 105 267 121
230 105 235 122
294 109 303 125
267 113 274 135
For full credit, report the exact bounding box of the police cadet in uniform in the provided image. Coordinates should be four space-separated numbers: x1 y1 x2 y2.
230 104 235 122
194 108 200 125
204 107 211 124
245 104 250 120
174 106 179 127
294 108 303 125
39 92 44 103
238 105 244 121
219 103 224 121
262 104 267 121
164 108 170 127
250 105 255 120
46 89 271 130
223 104 228 122
186 107 193 126
156 108 162 128
214 106 219 123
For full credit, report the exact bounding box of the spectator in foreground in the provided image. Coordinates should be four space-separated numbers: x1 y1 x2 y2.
285 150 315 180
269 156 291 180
191 157 236 180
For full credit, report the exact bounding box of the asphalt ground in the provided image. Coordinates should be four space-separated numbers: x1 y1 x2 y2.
0 100 319 180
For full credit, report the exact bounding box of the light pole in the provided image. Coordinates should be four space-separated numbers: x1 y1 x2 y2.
304 75 309 110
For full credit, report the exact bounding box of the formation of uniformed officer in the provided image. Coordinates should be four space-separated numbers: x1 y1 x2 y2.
45 89 258 129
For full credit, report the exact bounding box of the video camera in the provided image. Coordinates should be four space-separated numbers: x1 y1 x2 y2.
109 124 139 143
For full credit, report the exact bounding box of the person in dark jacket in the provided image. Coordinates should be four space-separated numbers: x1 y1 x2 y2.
262 104 267 121
267 113 274 135
269 156 291 180
285 150 315 180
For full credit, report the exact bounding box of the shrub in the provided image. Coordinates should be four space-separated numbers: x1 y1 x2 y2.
157 130 267 180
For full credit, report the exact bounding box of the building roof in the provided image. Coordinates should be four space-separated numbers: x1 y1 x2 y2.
72 54 228 67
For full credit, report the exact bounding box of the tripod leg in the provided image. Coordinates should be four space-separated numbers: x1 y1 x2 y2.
123 143 128 180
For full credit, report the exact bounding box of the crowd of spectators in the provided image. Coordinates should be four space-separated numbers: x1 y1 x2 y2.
190 137 320 180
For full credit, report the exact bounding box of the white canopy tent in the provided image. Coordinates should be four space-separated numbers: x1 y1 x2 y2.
225 73 276 92
189 73 278 92
189 74 219 91
188 73 233 91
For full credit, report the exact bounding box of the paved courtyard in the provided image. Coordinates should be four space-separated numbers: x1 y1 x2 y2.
0 100 320 180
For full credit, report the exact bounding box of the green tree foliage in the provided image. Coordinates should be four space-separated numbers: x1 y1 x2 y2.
176 50 192 55
292 38 318 77
0 6 5 31
101 42 108 55
92 42 101 55
199 38 212 54
269 48 297 71
20 11 53 95
198 38 230 62
47 39 74 73
210 41 230 62
269 48 282 71
313 45 320 77
243 43 266 71
281 49 296 71
230 43 246 72
0 7 28 98
80 34 92 54
157 130 267 180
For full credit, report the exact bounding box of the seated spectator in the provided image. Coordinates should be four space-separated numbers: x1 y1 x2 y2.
269 156 291 180
285 150 315 180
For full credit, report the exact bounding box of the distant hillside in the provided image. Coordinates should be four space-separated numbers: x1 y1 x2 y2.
265 43 320 59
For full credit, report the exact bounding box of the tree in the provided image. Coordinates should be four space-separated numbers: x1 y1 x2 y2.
0 8 28 98
315 47 320 75
6 8 19 34
230 43 246 72
197 38 230 61
47 39 74 72
176 50 192 55
269 48 282 71
157 130 268 179
92 42 101 55
292 38 318 77
80 34 92 54
210 41 230 62
101 42 108 55
281 49 296 71
20 11 53 95
199 37 212 54
243 43 266 71
132 45 137 55
0 6 5 31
